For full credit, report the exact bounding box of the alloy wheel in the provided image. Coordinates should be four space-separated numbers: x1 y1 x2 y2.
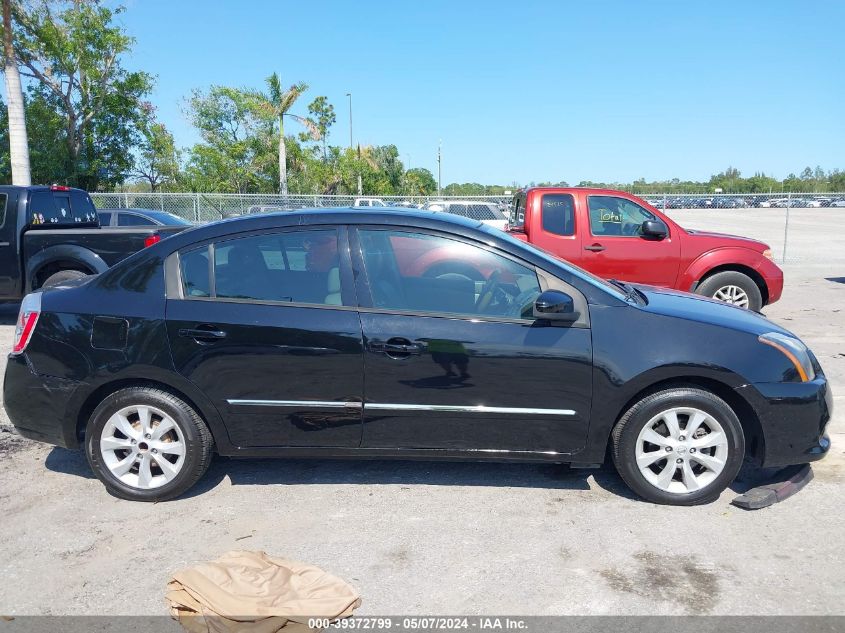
99 405 186 489
712 284 749 308
634 407 729 495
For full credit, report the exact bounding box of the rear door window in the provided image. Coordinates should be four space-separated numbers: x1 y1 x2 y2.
180 229 342 305
541 194 575 236
99 212 113 226
118 213 153 226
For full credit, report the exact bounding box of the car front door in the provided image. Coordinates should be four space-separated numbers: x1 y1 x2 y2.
581 194 681 286
351 227 593 453
165 226 364 448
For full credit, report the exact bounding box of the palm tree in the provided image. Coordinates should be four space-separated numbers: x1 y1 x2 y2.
249 72 319 196
2 0 30 185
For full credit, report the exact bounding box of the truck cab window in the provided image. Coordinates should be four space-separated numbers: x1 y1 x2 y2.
541 194 575 236
588 195 657 237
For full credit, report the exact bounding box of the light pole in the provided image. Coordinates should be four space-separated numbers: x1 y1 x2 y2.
437 139 442 197
345 93 353 149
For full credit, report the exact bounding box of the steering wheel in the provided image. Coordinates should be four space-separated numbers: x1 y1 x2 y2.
475 270 502 313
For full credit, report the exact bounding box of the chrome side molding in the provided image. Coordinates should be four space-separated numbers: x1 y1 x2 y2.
227 400 575 416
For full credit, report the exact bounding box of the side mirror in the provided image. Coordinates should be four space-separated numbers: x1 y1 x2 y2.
641 220 667 238
533 290 578 322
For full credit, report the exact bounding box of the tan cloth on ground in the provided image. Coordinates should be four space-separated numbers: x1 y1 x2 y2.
165 550 361 633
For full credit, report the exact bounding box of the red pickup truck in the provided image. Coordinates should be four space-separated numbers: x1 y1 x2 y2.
504 187 783 311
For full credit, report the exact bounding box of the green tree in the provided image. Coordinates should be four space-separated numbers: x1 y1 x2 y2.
404 167 436 195
132 112 180 191
307 96 335 160
185 86 274 194
12 0 152 189
246 72 319 196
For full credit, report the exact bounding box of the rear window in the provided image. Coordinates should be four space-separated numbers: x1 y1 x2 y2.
28 189 98 226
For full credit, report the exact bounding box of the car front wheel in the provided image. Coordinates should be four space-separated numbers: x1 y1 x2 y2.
696 270 763 311
85 386 214 502
611 387 745 505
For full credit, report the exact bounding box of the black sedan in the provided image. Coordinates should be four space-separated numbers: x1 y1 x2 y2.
98 208 193 227
4 210 831 504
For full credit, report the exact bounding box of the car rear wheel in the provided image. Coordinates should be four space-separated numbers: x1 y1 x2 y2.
41 269 88 289
696 271 762 311
85 386 213 502
611 387 745 505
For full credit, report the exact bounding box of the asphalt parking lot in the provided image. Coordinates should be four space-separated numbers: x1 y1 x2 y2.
0 209 843 617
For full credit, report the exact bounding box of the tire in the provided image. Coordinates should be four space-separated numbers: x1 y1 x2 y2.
696 271 762 311
611 387 745 506
41 269 88 289
85 386 214 502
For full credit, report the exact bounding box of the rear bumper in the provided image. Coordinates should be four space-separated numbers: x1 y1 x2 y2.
736 375 832 468
3 354 82 449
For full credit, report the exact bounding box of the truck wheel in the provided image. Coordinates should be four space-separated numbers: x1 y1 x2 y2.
85 386 214 502
611 387 745 506
696 271 762 311
41 269 88 289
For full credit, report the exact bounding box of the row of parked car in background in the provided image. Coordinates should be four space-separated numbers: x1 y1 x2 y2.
645 195 845 209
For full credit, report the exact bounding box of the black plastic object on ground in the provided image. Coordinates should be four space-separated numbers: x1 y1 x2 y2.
731 464 814 510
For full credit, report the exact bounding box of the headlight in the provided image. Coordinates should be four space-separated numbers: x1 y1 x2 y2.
758 332 816 382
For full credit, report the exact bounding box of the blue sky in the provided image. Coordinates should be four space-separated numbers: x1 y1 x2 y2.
112 1 843 183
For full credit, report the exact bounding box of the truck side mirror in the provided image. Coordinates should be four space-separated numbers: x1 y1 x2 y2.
641 220 668 238
533 290 578 322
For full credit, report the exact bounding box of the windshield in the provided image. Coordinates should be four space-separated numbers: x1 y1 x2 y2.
478 223 627 300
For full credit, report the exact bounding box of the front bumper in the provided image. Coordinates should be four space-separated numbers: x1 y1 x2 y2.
736 375 832 468
3 354 82 449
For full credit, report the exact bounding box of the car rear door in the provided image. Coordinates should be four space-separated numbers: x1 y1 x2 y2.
525 192 584 266
351 226 592 453
580 194 681 286
165 225 364 448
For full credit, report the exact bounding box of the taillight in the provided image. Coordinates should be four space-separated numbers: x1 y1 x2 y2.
12 292 42 355
50 185 71 191
144 234 161 248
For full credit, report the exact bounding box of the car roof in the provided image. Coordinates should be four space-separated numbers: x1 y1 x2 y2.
520 186 643 196
162 207 484 250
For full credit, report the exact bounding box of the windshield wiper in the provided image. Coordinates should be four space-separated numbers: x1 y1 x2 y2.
609 279 643 304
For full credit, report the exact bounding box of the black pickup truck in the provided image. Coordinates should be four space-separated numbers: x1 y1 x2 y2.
0 185 189 300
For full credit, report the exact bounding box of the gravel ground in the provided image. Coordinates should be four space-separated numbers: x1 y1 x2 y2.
0 212 843 617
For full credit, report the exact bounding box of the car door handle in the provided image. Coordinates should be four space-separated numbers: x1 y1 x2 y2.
178 327 227 341
368 339 422 356
584 244 606 252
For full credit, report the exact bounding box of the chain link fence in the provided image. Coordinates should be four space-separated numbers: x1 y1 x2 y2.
90 191 845 264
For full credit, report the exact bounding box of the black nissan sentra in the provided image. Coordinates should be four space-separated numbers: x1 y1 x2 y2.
3 209 831 504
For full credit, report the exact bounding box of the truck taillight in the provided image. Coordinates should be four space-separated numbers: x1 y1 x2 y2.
12 293 42 355
50 185 71 191
144 234 161 248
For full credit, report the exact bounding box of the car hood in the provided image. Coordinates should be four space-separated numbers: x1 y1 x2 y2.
635 284 792 337
684 229 769 252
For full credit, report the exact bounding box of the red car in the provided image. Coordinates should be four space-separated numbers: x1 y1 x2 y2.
499 187 783 311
